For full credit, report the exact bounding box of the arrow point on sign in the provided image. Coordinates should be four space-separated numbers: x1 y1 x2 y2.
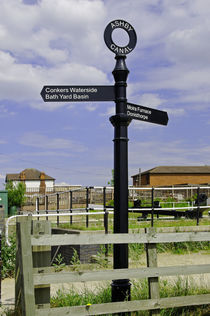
40 86 45 100
163 112 169 126
166 113 169 125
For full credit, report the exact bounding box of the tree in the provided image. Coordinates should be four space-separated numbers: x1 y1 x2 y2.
5 181 26 208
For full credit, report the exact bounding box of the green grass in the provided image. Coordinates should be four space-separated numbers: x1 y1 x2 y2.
56 216 210 232
51 277 210 315
128 241 210 258
51 286 111 308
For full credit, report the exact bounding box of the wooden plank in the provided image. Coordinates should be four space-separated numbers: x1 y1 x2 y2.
16 216 35 316
33 263 210 285
31 231 210 246
146 228 160 316
15 229 21 308
32 221 51 309
35 294 210 316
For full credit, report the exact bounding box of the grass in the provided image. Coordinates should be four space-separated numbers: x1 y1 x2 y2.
4 278 210 315
128 240 210 258
56 216 210 232
51 277 210 315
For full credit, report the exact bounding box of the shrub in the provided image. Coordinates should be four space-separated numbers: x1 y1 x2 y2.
5 181 26 209
2 234 16 279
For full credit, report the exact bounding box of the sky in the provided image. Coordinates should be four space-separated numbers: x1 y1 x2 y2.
0 0 210 187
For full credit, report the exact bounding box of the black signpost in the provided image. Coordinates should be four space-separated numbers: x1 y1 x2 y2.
41 18 169 311
127 102 169 126
104 19 137 306
40 85 115 102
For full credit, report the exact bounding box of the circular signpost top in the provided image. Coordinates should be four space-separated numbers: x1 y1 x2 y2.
104 19 137 55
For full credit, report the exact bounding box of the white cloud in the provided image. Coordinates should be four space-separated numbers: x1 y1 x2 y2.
137 93 165 108
0 0 106 64
19 132 87 152
0 105 16 117
164 108 185 117
1 0 210 187
19 150 73 157
85 104 98 112
0 0 210 114
0 139 7 144
129 139 210 175
0 50 108 108
102 105 115 116
131 120 160 130
0 0 109 110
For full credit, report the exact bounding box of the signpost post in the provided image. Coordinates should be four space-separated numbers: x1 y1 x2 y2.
104 19 137 305
41 19 168 310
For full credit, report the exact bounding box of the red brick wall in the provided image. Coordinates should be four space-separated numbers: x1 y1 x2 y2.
150 173 210 186
132 173 210 187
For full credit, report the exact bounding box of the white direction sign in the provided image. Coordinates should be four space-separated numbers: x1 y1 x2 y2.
40 85 115 102
126 102 168 126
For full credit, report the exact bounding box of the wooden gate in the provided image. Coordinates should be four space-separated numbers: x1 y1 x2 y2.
15 216 210 315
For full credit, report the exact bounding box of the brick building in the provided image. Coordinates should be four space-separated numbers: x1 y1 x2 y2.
132 166 210 187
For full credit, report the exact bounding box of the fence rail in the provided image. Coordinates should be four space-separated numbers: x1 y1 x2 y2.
31 230 210 246
33 263 210 286
15 217 210 316
34 294 210 316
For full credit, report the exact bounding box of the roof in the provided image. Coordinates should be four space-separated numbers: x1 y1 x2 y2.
5 168 55 181
132 166 210 177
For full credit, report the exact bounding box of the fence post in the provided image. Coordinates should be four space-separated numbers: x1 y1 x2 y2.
0 205 4 305
36 197 40 220
86 187 89 228
46 195 48 221
103 187 108 257
151 187 154 227
15 216 35 316
70 190 73 225
32 220 51 309
197 186 200 226
57 193 59 226
145 227 160 316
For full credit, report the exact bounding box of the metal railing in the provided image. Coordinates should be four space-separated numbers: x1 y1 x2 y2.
33 185 210 226
7 185 210 246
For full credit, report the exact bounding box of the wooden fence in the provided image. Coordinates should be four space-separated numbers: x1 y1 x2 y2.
15 216 210 316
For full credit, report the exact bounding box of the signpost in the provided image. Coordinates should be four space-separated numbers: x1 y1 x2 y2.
41 18 169 310
127 102 169 126
40 85 115 102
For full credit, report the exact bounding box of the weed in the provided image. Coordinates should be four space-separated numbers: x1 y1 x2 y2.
129 243 144 260
51 284 111 307
70 248 81 271
2 307 22 316
95 245 109 268
52 253 66 272
2 234 16 279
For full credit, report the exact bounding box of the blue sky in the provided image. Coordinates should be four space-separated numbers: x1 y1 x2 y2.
0 0 210 187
